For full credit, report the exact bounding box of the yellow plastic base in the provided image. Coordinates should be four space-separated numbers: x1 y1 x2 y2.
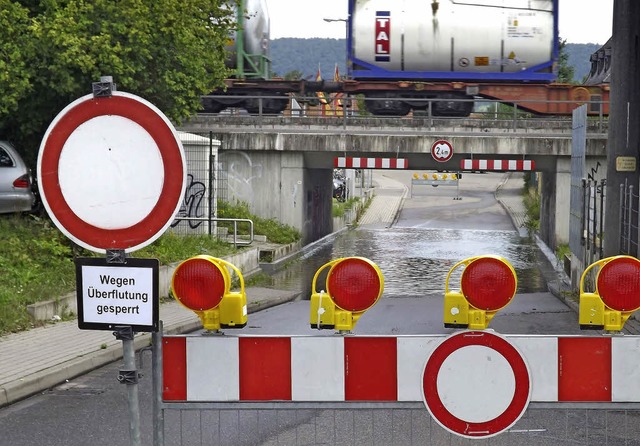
220 292 248 328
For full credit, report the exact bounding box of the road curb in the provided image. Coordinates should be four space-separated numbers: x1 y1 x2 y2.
0 292 300 409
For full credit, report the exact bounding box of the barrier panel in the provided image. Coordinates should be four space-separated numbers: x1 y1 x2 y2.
156 331 640 444
151 254 640 445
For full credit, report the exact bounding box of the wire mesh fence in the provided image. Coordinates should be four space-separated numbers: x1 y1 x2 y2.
620 179 640 258
160 405 640 446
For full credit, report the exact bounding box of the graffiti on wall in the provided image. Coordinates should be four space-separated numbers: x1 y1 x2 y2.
219 151 263 206
171 174 206 229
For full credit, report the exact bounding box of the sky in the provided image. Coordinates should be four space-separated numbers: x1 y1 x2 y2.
266 0 613 45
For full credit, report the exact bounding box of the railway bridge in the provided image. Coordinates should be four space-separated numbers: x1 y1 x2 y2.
177 113 608 252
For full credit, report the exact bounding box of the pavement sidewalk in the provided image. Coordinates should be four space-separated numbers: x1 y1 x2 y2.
0 287 300 408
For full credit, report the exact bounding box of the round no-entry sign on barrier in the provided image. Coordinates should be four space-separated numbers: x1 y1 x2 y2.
37 91 186 253
422 331 531 439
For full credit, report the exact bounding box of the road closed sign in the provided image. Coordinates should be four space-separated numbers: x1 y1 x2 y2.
37 91 186 253
75 257 159 332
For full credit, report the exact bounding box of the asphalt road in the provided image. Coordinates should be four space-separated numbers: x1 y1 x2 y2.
0 171 630 446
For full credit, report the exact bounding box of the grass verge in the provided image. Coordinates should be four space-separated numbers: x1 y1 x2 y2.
0 201 301 335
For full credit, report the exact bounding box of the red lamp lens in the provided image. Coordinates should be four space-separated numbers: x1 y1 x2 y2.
597 257 640 311
172 258 225 311
461 257 516 310
327 258 382 312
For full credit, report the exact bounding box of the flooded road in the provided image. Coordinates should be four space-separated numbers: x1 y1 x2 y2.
268 172 555 300
269 226 550 298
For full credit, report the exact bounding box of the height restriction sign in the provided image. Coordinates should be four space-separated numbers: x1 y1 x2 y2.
37 91 186 253
431 140 454 163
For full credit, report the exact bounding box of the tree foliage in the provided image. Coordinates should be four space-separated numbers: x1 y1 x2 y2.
557 38 576 84
0 0 235 167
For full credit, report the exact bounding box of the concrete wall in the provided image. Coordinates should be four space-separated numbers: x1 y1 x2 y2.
553 157 572 247
539 168 558 249
218 150 333 244
539 156 607 254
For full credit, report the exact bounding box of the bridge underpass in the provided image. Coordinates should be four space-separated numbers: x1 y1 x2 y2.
177 114 608 255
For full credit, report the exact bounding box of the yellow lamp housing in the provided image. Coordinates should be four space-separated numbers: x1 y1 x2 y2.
444 255 518 329
310 257 384 332
579 255 640 332
171 255 248 332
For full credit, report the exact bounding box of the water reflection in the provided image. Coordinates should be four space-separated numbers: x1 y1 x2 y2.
267 227 549 298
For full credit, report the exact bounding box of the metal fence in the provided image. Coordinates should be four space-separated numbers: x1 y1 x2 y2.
170 131 219 236
583 178 606 265
159 405 640 446
170 132 255 244
620 179 640 257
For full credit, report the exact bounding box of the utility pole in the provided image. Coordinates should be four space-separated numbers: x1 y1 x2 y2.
604 0 640 256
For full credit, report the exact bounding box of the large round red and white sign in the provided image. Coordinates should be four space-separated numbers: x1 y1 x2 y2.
37 92 186 253
422 331 531 439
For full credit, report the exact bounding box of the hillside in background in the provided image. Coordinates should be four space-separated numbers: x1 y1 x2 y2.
270 39 604 84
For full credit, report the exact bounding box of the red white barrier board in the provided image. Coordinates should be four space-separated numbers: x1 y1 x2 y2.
460 159 535 171
162 334 640 404
334 157 407 169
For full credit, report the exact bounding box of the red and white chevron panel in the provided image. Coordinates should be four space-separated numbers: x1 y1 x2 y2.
163 335 640 403
334 157 407 169
460 159 535 171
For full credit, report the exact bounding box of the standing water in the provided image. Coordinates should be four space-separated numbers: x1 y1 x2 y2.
267 226 551 299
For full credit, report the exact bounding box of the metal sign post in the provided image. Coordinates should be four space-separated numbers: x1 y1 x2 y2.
115 325 142 445
37 77 186 446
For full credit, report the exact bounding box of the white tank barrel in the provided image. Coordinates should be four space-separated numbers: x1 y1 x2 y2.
351 0 555 76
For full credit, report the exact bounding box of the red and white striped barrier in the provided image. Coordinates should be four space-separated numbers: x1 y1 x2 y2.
163 334 640 403
460 159 535 171
334 157 407 169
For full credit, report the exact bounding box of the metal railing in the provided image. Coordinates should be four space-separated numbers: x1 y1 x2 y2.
171 216 254 247
199 94 610 134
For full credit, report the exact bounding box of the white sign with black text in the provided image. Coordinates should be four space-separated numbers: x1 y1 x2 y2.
75 257 159 332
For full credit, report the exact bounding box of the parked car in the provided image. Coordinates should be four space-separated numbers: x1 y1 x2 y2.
0 140 36 214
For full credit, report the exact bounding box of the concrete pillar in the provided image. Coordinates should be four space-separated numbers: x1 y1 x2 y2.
554 157 572 247
604 0 640 256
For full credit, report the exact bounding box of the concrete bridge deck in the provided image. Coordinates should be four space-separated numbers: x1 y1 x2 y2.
179 115 608 172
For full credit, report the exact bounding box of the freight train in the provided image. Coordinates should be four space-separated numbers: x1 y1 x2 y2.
202 0 609 117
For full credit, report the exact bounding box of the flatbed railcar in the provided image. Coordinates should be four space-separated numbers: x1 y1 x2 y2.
204 0 609 117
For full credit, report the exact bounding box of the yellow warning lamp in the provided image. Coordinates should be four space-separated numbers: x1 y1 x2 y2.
413 173 419 179
310 257 384 332
422 173 429 179
171 255 248 332
579 255 640 331
444 255 517 329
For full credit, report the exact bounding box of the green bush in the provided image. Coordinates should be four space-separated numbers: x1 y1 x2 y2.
332 197 361 218
522 188 540 235
218 200 301 244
